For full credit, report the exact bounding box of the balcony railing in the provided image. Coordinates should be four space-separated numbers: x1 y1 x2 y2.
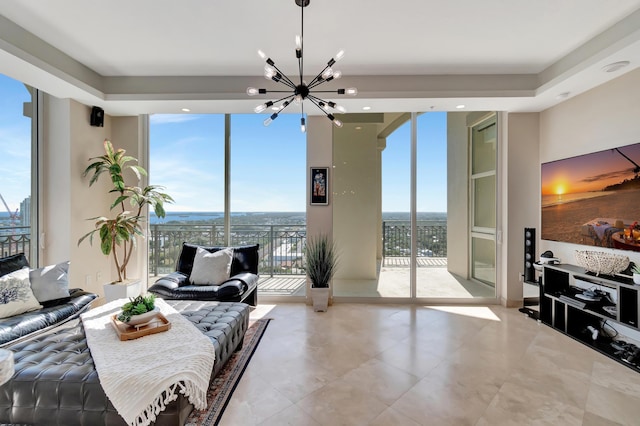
0 226 31 259
382 220 447 257
149 224 307 277
1 222 447 277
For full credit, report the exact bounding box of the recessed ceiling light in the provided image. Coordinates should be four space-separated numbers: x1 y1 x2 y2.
556 92 570 100
181 108 191 112
456 104 465 109
601 61 630 73
355 126 362 130
362 106 371 111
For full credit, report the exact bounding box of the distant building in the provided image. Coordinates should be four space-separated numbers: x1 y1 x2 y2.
20 196 30 226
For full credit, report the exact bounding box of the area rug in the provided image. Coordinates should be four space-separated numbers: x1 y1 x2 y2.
185 318 271 426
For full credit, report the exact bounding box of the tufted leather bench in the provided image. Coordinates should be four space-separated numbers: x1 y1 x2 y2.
0 301 250 426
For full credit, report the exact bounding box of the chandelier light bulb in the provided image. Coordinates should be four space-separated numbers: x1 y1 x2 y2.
295 35 302 49
294 94 303 104
258 50 267 60
254 101 273 113
246 87 259 96
264 113 278 126
336 105 346 113
333 71 342 79
321 68 334 80
333 119 343 128
346 87 358 96
301 117 306 133
335 50 345 62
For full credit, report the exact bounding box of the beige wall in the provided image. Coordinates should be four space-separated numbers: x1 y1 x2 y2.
306 116 334 300
333 123 379 280
446 112 470 277
42 96 143 299
43 98 113 297
539 68 640 267
503 113 540 306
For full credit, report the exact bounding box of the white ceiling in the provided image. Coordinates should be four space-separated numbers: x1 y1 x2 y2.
0 0 639 116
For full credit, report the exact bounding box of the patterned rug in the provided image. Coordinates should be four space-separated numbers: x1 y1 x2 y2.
185 318 271 426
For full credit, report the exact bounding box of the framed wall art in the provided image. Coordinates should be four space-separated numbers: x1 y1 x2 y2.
310 167 329 205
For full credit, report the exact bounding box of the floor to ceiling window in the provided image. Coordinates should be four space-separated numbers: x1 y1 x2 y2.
148 114 306 296
148 114 225 276
0 73 37 263
229 114 306 296
379 118 411 298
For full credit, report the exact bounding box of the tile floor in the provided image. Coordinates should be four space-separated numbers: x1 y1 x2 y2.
219 303 640 425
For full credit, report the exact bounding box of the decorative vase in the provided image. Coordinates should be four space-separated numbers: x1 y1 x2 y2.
633 273 640 285
310 287 330 312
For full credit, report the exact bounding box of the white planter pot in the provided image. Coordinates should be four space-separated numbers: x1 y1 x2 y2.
104 279 142 302
123 307 160 326
634 273 640 285
310 287 330 312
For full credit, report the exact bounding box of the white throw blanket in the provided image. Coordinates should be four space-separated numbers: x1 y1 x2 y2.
81 298 215 426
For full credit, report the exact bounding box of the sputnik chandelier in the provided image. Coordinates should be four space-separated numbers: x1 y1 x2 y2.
247 0 357 132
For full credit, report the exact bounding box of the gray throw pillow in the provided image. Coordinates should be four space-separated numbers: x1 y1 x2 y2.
189 247 233 285
29 261 71 303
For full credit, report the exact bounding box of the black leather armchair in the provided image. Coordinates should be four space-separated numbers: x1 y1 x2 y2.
148 243 259 306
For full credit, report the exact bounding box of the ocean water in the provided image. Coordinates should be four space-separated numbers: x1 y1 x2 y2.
150 211 447 224
541 191 613 208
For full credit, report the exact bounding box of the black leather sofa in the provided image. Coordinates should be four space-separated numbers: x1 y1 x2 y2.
0 253 97 347
0 300 250 426
148 243 259 306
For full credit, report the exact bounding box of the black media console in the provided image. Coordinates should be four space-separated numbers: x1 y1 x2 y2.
541 263 640 372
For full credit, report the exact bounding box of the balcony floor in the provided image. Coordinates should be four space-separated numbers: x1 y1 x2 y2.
258 257 495 299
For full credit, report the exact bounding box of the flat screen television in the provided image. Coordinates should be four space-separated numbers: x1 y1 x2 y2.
541 142 640 252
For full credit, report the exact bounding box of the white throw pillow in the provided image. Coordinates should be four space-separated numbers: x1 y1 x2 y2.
0 267 42 318
29 261 71 303
189 247 233 285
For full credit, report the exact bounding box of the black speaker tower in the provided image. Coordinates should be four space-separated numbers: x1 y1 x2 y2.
90 106 104 127
524 227 536 283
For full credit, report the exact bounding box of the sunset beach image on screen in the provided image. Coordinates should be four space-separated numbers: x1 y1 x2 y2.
541 142 640 250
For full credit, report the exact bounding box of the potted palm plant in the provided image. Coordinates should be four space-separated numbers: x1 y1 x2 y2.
305 234 338 312
78 139 173 296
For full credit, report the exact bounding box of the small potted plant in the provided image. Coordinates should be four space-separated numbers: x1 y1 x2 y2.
632 262 640 285
304 234 338 312
78 140 173 296
117 294 157 325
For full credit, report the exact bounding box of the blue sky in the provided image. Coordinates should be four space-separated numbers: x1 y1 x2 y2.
0 74 31 213
0 72 447 214
150 111 448 212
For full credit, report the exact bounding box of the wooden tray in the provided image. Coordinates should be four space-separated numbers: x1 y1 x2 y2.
111 312 171 341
